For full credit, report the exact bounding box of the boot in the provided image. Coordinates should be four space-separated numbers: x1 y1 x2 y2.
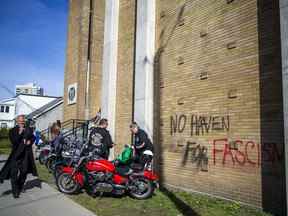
12 188 19 199
12 192 19 199
18 184 25 193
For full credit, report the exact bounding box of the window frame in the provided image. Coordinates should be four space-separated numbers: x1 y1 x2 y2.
0 123 7 128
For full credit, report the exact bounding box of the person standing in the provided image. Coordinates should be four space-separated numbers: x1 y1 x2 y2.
88 118 113 159
0 115 38 198
50 122 65 156
130 122 154 168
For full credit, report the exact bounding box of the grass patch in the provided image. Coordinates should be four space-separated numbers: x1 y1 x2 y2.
36 163 55 185
173 190 270 216
0 138 11 155
36 162 271 216
70 190 180 216
0 148 11 155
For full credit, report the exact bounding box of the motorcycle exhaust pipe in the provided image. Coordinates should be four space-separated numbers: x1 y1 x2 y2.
112 184 126 190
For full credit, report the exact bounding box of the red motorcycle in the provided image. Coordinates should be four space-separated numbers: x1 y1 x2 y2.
56 146 158 199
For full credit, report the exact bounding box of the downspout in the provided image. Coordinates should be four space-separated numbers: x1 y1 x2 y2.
280 0 288 213
131 0 138 144
85 0 94 120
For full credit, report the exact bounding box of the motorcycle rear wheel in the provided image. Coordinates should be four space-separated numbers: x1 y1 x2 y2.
129 177 154 199
56 173 80 194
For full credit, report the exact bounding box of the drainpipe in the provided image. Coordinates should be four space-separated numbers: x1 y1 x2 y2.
131 0 138 144
85 60 90 120
85 0 94 120
279 0 288 214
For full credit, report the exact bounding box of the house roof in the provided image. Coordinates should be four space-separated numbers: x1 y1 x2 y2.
0 98 16 105
26 97 63 120
0 94 58 104
16 93 59 99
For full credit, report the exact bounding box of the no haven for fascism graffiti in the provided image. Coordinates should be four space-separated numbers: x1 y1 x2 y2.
170 114 230 136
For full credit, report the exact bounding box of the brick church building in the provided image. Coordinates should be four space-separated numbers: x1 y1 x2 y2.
63 0 288 215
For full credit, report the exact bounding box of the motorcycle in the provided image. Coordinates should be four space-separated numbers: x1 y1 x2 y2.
53 147 82 178
45 136 82 174
37 143 51 165
56 144 158 199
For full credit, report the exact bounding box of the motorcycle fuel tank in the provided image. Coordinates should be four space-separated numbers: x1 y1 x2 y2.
86 160 115 173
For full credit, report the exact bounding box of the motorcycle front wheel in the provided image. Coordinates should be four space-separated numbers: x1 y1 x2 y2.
128 177 154 199
38 153 46 165
56 173 80 194
38 152 47 165
45 157 56 173
53 165 63 179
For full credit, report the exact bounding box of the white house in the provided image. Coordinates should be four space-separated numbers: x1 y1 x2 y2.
27 97 63 131
0 98 16 128
14 94 57 117
0 94 59 128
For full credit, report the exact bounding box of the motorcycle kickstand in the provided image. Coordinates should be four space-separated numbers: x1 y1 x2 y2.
97 192 104 199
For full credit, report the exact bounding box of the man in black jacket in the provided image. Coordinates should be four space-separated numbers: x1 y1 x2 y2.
130 122 154 168
0 115 37 198
88 118 113 159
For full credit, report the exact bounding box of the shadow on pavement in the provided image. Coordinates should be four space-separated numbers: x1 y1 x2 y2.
24 179 42 191
160 187 199 216
1 189 12 196
0 179 42 197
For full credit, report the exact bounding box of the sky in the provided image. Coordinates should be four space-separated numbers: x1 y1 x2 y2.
0 0 68 100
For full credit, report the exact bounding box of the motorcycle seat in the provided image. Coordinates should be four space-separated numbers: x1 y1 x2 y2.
115 165 133 176
130 163 144 171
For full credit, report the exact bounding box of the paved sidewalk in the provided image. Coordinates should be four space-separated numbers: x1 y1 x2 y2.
0 155 96 216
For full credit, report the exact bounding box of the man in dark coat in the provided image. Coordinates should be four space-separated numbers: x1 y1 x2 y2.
130 122 154 168
0 115 38 198
88 118 113 159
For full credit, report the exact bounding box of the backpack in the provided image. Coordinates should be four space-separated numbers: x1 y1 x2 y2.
116 146 133 164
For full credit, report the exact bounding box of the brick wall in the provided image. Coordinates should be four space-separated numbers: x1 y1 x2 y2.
63 0 285 214
63 0 82 121
114 0 136 155
63 0 90 121
155 0 285 213
156 0 261 206
88 0 105 119
64 0 105 121
75 0 90 120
